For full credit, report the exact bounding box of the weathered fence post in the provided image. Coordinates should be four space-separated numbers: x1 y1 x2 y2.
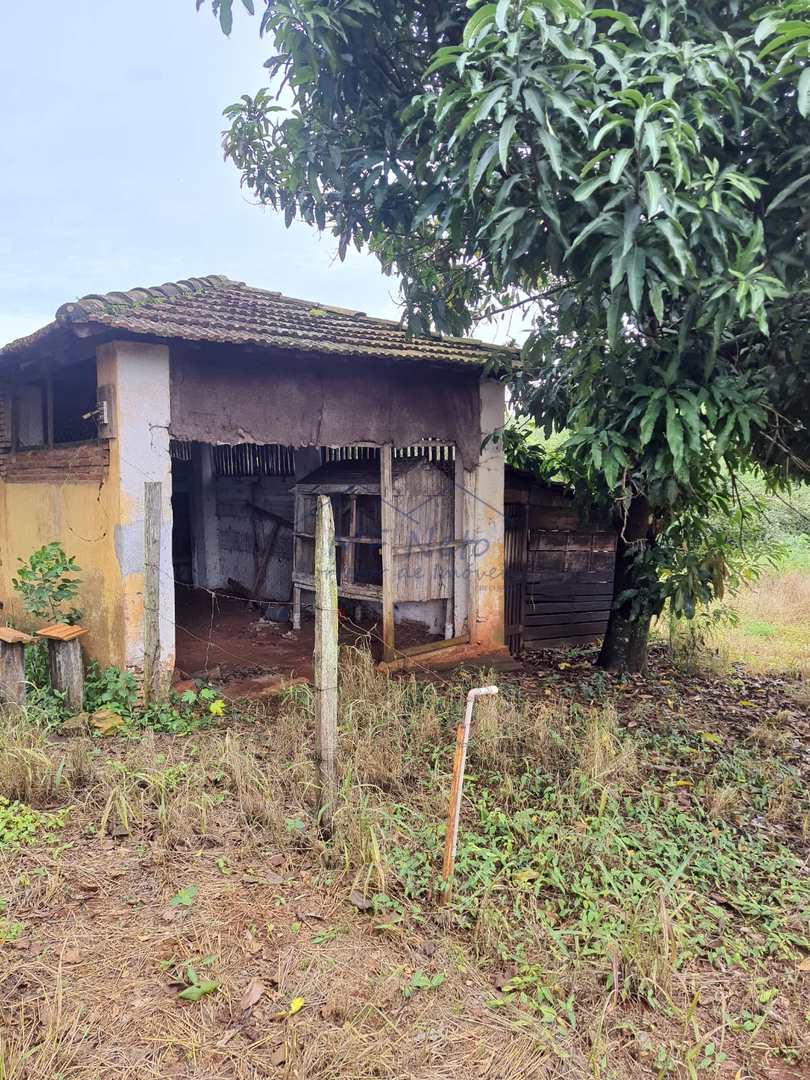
314 494 339 836
0 628 33 705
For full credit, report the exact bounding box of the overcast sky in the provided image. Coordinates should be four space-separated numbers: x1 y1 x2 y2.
3 1 508 347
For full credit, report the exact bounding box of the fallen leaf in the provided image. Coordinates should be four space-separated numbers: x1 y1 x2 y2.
169 885 198 908
244 930 262 956
91 708 125 735
273 996 305 1020
178 980 218 1002
60 712 90 734
240 978 265 1012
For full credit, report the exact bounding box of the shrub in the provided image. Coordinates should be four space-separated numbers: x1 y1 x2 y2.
12 542 82 624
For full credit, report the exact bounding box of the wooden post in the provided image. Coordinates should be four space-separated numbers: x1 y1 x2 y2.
314 494 339 837
143 480 161 703
379 445 395 662
36 625 88 713
0 628 33 705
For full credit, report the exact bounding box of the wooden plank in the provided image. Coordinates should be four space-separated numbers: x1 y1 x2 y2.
395 633 470 658
36 623 87 642
525 600 615 615
143 480 161 704
0 627 33 644
524 610 612 627
524 633 604 649
380 445 395 662
525 571 613 586
525 620 608 638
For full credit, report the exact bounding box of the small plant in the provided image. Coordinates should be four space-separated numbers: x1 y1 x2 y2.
0 797 67 851
160 954 219 1002
84 663 138 716
131 687 226 735
12 542 82 624
402 969 445 1000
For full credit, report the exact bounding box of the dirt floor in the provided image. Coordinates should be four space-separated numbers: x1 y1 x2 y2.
173 586 440 697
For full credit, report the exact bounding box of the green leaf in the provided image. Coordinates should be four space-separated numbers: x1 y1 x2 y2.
642 120 661 166
643 171 663 217
537 128 562 177
498 115 517 169
178 980 219 1002
626 247 645 312
573 176 609 202
766 174 810 215
639 397 663 447
665 397 685 472
218 0 233 35
424 47 463 78
589 8 639 35
609 147 633 184
655 218 690 277
169 885 199 908
463 3 497 45
798 67 810 118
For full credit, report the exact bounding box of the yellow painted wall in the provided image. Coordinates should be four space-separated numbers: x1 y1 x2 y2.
0 473 124 666
0 347 126 668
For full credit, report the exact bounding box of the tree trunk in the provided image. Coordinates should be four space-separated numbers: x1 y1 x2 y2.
597 498 654 674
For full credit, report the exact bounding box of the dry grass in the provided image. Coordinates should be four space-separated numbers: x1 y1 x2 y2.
1 647 808 1079
717 569 810 675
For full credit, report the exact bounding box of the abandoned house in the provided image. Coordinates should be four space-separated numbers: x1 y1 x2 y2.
0 275 509 690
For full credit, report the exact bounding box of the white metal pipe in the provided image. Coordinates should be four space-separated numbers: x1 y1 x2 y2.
442 685 499 893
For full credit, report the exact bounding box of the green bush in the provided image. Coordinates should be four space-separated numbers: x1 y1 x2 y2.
12 542 82 624
84 663 138 717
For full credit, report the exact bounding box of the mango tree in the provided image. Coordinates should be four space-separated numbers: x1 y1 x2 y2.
201 0 810 670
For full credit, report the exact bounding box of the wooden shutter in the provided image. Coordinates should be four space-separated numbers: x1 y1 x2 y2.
0 382 11 449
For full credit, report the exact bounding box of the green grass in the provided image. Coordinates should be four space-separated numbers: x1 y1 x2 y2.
743 619 778 639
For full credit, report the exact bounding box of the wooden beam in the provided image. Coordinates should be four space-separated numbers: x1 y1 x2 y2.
379 445 395 662
143 481 162 703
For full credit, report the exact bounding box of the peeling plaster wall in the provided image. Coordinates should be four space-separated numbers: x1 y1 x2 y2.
100 340 175 680
0 465 121 665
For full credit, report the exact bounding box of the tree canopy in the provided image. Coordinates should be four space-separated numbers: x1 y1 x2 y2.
201 0 810 669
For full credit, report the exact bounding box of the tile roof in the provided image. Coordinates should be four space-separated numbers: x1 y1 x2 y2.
1 274 503 368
